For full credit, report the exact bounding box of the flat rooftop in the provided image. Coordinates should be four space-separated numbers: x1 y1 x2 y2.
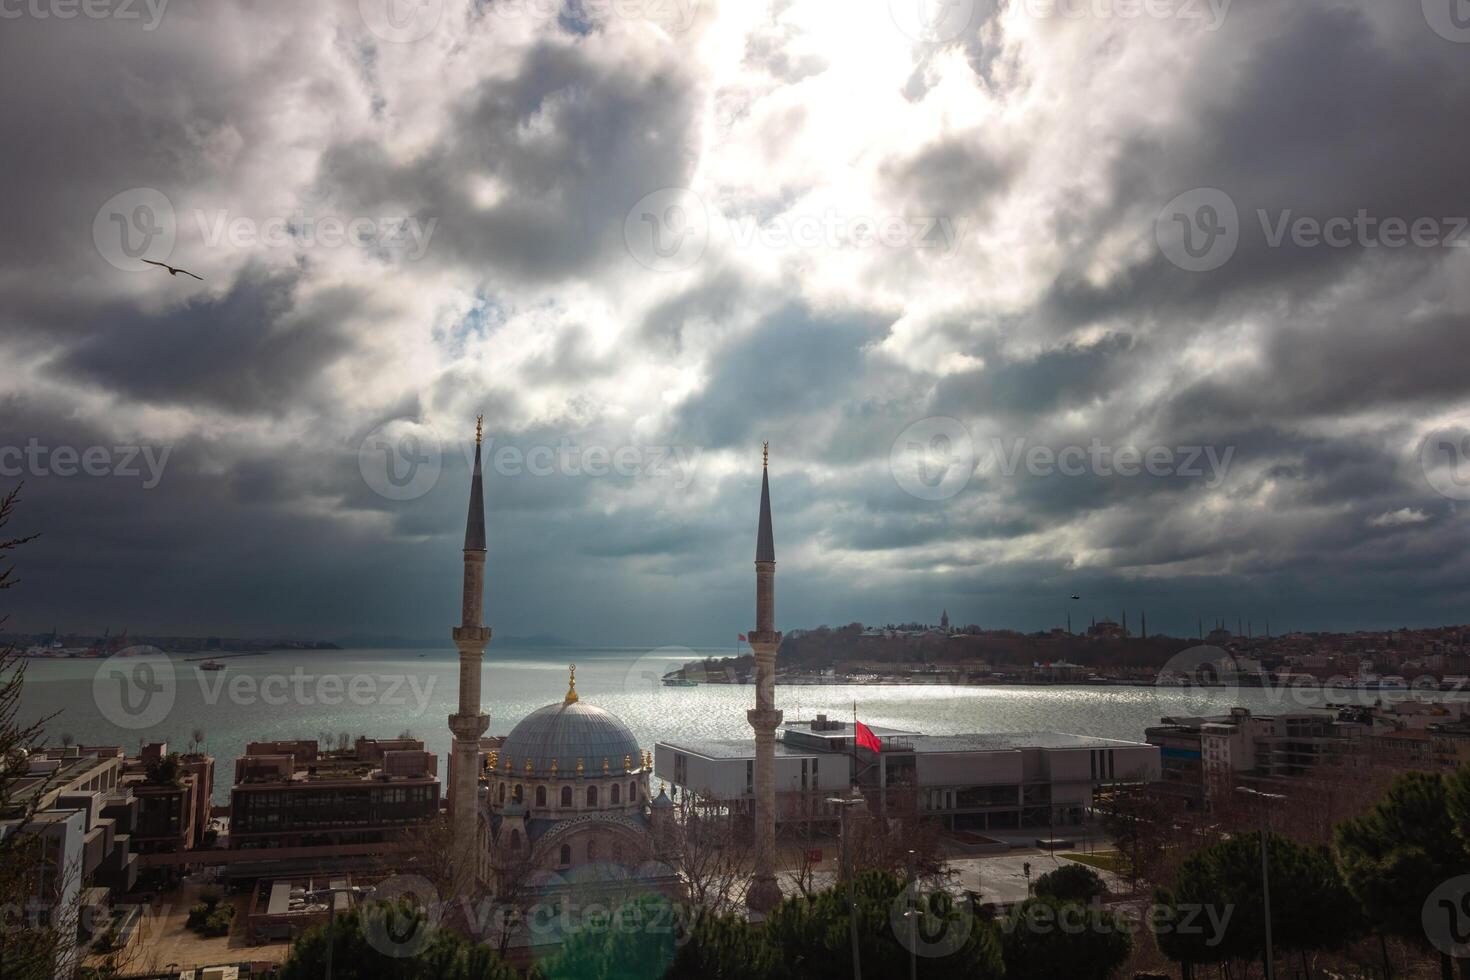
659 730 1151 760
658 738 827 760
905 732 1150 753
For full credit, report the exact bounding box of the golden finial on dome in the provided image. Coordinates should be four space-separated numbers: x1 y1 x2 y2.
576 758 585 776
487 751 498 770
502 755 510 772
602 757 610 775
624 754 632 771
565 664 579 704
476 414 484 446
550 758 559 777
524 759 533 775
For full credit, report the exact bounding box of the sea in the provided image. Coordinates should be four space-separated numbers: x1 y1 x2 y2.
14 646 1429 805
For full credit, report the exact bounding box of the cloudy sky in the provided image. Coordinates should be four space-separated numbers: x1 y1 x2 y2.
3 0 1470 647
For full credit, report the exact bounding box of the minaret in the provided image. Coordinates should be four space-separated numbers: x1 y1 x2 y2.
449 416 492 896
746 443 783 912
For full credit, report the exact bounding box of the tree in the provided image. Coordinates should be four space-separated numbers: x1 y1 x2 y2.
0 484 75 980
1337 770 1470 980
667 910 774 980
998 897 1132 980
761 870 1003 980
1034 864 1107 904
1157 832 1359 979
668 789 753 913
279 900 517 980
535 892 681 980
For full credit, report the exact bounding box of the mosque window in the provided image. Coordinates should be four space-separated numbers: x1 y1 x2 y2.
561 785 573 807
611 784 621 804
559 844 571 867
629 781 637 802
513 784 523 803
536 786 547 807
497 783 505 803
587 785 599 807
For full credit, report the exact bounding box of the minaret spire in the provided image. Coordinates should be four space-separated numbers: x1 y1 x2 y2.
449 417 492 897
746 443 783 913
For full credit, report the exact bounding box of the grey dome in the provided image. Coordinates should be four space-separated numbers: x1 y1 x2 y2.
501 700 641 776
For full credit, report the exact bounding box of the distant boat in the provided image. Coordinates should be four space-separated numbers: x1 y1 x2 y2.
662 676 697 687
198 660 226 672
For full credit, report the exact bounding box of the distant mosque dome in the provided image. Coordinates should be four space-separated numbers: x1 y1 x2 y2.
500 698 641 776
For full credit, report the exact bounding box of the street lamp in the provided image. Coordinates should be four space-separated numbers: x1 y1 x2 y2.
901 848 918 980
1234 786 1285 980
826 794 866 980
304 885 366 980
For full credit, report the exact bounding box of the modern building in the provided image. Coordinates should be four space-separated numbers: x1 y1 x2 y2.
121 742 215 854
0 744 141 969
227 737 439 851
657 716 1160 834
1146 707 1356 803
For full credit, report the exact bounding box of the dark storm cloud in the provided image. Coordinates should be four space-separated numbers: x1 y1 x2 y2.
56 266 358 414
673 304 891 450
317 40 702 282
4 0 1470 646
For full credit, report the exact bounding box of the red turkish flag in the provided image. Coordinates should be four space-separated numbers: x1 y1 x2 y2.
738 633 747 642
855 720 882 753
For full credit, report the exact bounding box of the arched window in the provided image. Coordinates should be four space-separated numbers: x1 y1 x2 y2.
497 783 505 803
629 781 637 802
587 839 600 861
610 784 621 805
586 785 599 807
513 784 523 803
535 785 547 807
561 785 573 807
559 844 572 867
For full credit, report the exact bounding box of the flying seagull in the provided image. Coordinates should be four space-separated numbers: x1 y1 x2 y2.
142 259 203 281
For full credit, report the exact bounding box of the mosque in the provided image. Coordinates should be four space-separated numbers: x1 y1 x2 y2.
444 418 681 896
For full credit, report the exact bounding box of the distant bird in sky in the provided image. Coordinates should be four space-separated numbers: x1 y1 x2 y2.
142 259 203 281
1071 594 1081 600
